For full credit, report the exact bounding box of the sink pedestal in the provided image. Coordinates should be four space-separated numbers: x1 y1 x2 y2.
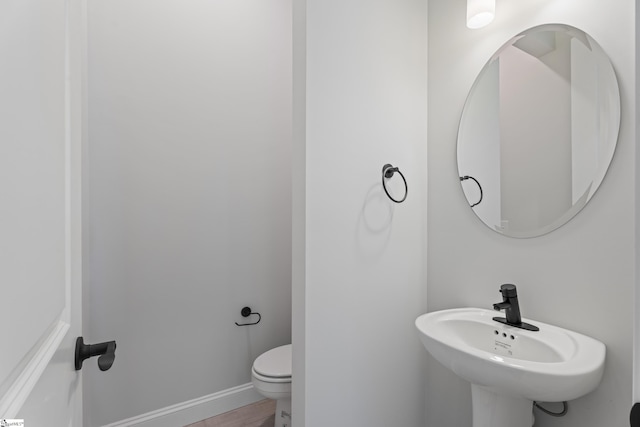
471 385 533 427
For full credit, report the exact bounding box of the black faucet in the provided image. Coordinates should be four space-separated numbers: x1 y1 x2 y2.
492 284 539 331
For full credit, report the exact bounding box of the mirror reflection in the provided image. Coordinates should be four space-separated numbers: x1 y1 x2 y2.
457 24 620 238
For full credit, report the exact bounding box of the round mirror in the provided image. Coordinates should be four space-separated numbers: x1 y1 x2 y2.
457 24 620 238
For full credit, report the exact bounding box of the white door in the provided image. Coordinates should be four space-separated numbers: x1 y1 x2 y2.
0 0 85 425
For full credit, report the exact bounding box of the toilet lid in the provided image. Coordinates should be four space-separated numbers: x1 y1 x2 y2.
253 344 291 378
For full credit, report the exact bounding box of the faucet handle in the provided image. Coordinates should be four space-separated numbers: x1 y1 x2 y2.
499 284 517 297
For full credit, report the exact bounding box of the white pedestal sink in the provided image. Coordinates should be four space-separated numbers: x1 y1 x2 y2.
415 308 606 427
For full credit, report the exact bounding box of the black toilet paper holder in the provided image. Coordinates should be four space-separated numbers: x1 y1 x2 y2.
235 306 261 326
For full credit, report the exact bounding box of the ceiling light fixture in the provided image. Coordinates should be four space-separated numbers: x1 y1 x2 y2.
467 0 495 29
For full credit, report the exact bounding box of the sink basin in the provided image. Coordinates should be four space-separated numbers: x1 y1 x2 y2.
416 308 605 427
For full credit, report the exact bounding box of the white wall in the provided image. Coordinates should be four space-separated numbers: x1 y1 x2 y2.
291 0 307 423
293 0 428 426
85 1 292 425
428 1 634 426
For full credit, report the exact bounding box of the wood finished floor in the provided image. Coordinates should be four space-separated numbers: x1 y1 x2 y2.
185 399 276 427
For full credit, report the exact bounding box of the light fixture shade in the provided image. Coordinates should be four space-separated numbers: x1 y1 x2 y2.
467 0 495 29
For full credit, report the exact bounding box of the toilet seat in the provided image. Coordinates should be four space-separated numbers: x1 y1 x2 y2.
252 344 291 380
252 368 291 383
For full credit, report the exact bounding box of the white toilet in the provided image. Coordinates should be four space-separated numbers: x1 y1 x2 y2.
251 344 292 427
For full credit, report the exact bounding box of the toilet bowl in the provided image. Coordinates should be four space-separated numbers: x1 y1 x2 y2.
251 344 292 427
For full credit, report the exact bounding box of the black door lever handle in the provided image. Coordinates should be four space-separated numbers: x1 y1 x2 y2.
75 336 117 371
631 402 640 426
97 341 116 371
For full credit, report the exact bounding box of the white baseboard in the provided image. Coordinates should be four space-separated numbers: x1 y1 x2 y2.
101 383 264 427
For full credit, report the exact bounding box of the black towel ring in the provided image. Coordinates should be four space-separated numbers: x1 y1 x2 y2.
382 164 408 203
460 175 483 207
235 306 261 326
